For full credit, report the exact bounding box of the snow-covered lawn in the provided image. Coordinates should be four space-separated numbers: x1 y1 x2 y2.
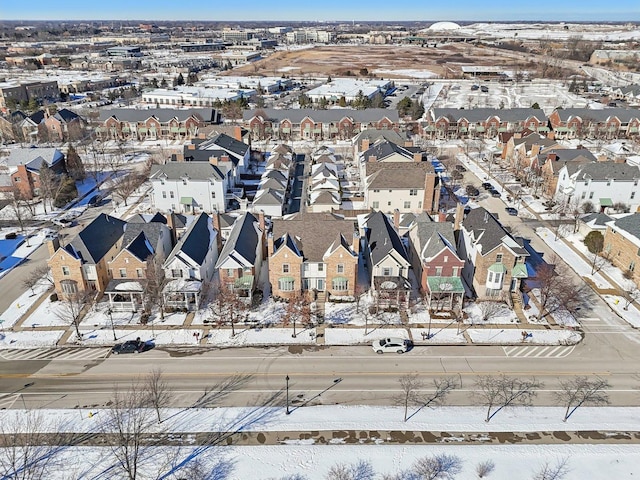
0 231 47 279
409 327 467 344
323 327 408 345
27 296 77 327
0 278 50 329
192 298 287 326
466 328 581 345
0 330 63 349
207 327 316 346
602 294 640 328
463 302 519 324
373 68 438 79
79 328 202 346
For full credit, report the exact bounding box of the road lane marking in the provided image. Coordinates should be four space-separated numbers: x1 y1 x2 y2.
502 345 576 358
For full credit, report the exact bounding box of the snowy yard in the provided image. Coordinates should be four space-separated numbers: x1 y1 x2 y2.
79 328 202 346
466 328 581 345
207 327 316 346
323 327 409 345
0 330 63 349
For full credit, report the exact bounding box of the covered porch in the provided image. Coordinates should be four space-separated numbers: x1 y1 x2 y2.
162 279 202 311
234 275 255 303
373 276 411 310
105 279 145 312
426 276 465 312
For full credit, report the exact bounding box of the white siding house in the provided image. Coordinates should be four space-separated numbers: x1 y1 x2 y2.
149 163 229 214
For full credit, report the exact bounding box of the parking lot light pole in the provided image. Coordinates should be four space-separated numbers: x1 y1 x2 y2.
285 375 290 415
107 308 117 341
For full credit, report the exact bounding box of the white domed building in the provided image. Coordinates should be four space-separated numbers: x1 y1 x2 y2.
427 21 461 32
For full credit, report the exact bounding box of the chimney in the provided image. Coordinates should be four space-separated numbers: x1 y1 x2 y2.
361 138 370 152
438 212 447 222
267 232 274 256
413 152 422 162
454 202 464 231
404 140 414 148
368 155 377 163
393 209 400 231
209 156 219 165
46 238 60 257
221 154 230 163
211 210 222 252
352 231 360 255
258 210 267 257
166 211 178 244
187 144 196 150
233 125 242 141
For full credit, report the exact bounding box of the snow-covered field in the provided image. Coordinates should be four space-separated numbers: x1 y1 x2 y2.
1 405 639 479
0 330 63 348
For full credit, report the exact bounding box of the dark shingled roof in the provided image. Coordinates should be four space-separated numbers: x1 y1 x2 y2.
553 107 640 123
165 213 214 267
366 161 435 189
612 213 640 240
272 212 355 262
122 222 167 255
216 212 260 268
243 108 399 124
150 162 225 181
65 213 126 263
362 140 414 162
53 108 80 123
98 108 218 123
432 108 546 123
412 212 457 260
199 132 249 158
365 211 408 266
353 128 407 146
462 207 528 256
124 231 155 261
570 161 640 181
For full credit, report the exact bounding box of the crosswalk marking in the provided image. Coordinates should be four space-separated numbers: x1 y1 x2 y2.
0 347 111 362
503 345 576 358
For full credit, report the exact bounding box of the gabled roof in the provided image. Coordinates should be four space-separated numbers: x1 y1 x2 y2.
571 161 640 181
610 213 640 240
273 232 302 257
362 140 414 161
432 108 545 123
364 211 408 266
150 162 225 182
123 231 155 261
199 132 249 159
259 176 287 190
121 222 167 254
99 108 218 123
28 110 45 125
412 212 458 261
253 188 285 206
53 108 80 123
243 108 399 124
366 161 435 189
553 107 640 123
462 207 527 256
580 212 612 228
263 169 288 184
6 148 64 171
164 213 214 268
65 213 126 264
216 212 260 268
352 128 407 147
272 212 355 262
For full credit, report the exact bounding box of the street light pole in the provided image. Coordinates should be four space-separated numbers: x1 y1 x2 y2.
285 375 290 415
107 308 117 341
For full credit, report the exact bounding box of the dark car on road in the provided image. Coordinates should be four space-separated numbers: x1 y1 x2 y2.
490 190 501 198
481 182 492 190
111 338 147 355
505 207 518 216
455 164 467 172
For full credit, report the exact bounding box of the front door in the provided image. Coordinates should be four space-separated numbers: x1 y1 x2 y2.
317 279 324 291
510 278 518 292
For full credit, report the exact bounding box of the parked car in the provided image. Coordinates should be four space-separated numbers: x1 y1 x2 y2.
505 207 518 216
490 190 501 198
455 164 467 172
88 194 103 207
480 86 489 93
51 217 72 227
466 185 480 197
111 338 147 355
372 338 412 354
471 84 479 91
481 182 493 190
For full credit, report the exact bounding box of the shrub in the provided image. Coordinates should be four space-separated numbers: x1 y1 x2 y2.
53 176 78 208
50 293 58 302
5 232 17 240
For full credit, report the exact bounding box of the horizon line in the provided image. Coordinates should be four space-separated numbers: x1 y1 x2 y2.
3 18 640 23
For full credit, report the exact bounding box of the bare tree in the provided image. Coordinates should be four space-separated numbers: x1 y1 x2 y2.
209 282 248 337
535 255 582 319
103 382 155 480
145 367 171 423
112 171 146 207
0 410 63 480
54 290 91 340
475 374 542 422
413 454 463 480
554 376 610 422
621 278 640 310
477 301 505 323
37 163 59 214
326 460 375 480
8 185 33 233
31 264 54 288
22 269 42 295
532 458 570 480
283 292 314 338
397 373 423 422
144 253 166 322
476 460 496 478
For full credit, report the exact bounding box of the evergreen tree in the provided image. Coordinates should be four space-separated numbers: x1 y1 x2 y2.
65 144 86 181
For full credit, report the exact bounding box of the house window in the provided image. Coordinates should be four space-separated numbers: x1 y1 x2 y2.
162 191 167 198
172 269 183 278
387 201 391 206
278 278 294 291
589 192 594 199
226 268 234 277
60 280 78 294
496 254 503 263
373 189 380 193
337 264 344 274
372 201 379 209
452 266 459 277
382 267 392 276
119 268 127 278
409 189 418 196
632 192 636 200
404 201 411 209
61 266 70 276
170 191 175 199
211 192 216 198
630 262 636 273
332 277 348 291
581 192 586 199
418 201 422 209
435 266 443 276
444 256 448 263
14 177 21 182
136 268 143 278
303 263 309 272
318 263 324 272
282 264 290 273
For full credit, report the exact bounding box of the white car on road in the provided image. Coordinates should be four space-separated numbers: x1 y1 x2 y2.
372 337 412 354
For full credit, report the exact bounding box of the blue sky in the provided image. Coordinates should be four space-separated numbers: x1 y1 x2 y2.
4 1 639 21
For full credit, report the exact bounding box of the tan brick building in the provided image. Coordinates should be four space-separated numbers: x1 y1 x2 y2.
603 214 640 286
268 212 359 299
